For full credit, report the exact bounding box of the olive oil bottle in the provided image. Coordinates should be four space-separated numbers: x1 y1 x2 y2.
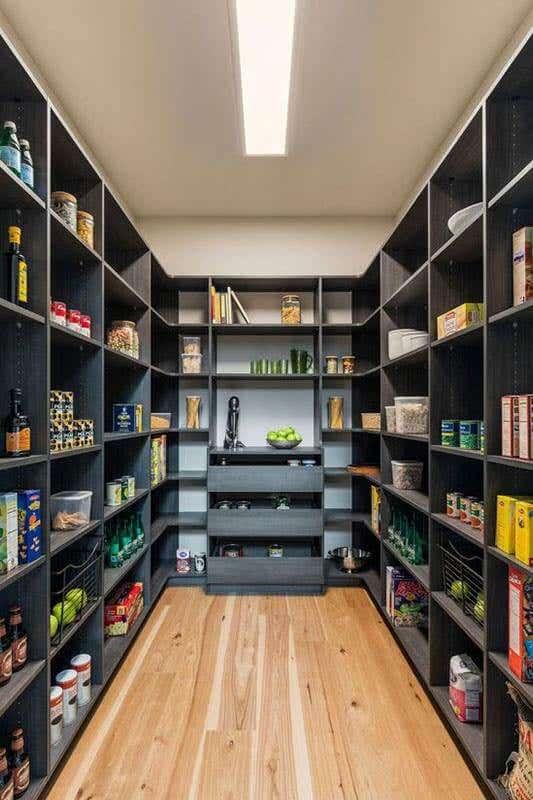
5 389 31 458
5 226 28 306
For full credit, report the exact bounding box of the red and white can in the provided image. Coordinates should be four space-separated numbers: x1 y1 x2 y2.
80 314 91 338
66 309 81 333
56 669 78 725
70 653 91 706
50 686 63 745
51 300 67 326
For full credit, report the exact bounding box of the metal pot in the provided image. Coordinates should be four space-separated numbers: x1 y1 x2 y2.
328 547 371 574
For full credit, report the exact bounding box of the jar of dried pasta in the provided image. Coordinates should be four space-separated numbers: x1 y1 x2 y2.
107 320 138 358
77 210 94 249
281 294 301 325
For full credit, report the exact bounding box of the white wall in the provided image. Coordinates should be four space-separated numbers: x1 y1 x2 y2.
138 216 392 278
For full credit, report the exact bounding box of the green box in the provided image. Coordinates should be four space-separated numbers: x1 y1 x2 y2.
0 492 18 574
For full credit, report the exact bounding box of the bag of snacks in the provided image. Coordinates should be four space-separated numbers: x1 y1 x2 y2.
499 683 533 798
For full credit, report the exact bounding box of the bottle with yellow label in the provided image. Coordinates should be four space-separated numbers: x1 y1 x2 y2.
5 226 28 306
5 389 30 458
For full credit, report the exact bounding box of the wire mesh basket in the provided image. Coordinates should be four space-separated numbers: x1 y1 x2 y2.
440 538 484 628
50 538 102 647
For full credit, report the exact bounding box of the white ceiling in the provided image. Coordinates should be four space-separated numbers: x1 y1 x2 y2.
0 0 531 217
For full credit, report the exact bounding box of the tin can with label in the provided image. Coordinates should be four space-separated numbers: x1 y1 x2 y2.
459 496 473 524
470 500 484 532
106 481 122 507
267 543 284 558
51 300 67 326
120 477 129 501
70 653 91 706
176 549 191 574
124 475 135 498
446 491 462 518
50 686 63 745
66 308 81 333
80 314 91 337
56 669 78 726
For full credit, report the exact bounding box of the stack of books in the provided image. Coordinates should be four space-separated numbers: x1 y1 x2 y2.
210 286 250 324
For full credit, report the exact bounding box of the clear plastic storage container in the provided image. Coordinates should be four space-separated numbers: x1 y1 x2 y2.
388 329 418 360
180 354 202 374
391 461 423 491
401 331 429 353
181 336 201 355
394 396 429 434
385 405 396 432
50 490 93 531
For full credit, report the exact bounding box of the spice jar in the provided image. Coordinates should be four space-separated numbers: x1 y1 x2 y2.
80 314 91 337
67 309 81 333
325 355 338 374
51 191 77 230
107 320 139 359
77 211 94 249
281 294 302 325
341 355 356 374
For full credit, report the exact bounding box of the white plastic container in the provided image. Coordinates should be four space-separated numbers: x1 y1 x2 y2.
388 329 417 360
391 460 423 490
50 491 93 531
385 406 396 432
56 669 78 725
50 686 63 745
401 331 429 353
394 396 429 434
70 653 91 706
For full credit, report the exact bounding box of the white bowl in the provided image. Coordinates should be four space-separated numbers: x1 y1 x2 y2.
447 203 483 236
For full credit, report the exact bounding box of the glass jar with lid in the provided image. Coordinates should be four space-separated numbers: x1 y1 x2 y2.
281 294 302 325
51 191 77 230
107 320 139 359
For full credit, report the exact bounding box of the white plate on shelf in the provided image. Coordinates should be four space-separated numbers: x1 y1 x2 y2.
447 202 483 236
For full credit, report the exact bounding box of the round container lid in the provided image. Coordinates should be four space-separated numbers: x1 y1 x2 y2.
52 191 77 204
50 686 63 703
341 355 356 359
70 653 91 669
56 669 77 686
77 210 94 221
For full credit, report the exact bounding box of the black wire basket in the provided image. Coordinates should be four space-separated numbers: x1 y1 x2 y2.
50 538 102 647
440 539 484 628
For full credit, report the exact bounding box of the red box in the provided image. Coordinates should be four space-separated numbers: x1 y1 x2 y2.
104 581 144 637
502 395 520 458
508 567 533 683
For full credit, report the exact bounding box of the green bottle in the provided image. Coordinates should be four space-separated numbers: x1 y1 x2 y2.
127 514 139 552
134 512 145 550
107 523 123 568
0 121 21 176
119 518 132 560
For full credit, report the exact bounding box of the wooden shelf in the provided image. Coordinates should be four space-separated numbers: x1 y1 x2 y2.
431 513 484 547
382 344 428 368
0 454 47 471
0 156 45 210
50 208 101 263
0 555 45 592
0 296 45 325
488 545 533 577
104 544 149 596
104 430 150 442
104 345 150 370
50 445 102 461
487 454 533 470
382 484 429 514
430 685 483 770
0 660 46 717
431 444 484 460
384 431 428 443
431 322 483 348
489 298 533 326
104 488 149 521
50 322 101 350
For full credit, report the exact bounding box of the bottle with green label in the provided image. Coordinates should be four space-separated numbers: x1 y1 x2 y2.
106 524 123 569
0 121 20 176
134 512 145 551
119 518 132 560
19 139 33 189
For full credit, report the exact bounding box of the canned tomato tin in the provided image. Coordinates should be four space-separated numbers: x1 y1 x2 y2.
267 543 283 558
51 300 66 326
50 686 63 745
470 501 484 531
70 653 91 706
66 308 81 333
55 669 78 726
80 314 91 337
446 491 462 518
106 480 122 506
459 496 474 524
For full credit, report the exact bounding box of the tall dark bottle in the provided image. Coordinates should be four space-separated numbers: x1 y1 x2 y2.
5 227 28 307
0 617 12 687
5 390 30 458
9 729 29 798
8 607 27 673
0 746 14 800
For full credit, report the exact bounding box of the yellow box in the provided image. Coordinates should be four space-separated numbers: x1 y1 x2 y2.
496 495 533 554
515 500 533 567
436 303 484 340
371 485 380 534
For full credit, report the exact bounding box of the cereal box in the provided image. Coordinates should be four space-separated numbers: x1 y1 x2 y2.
17 489 41 564
502 395 520 458
516 500 533 567
0 493 18 574
513 226 533 306
436 303 484 340
385 566 428 627
104 582 144 636
519 395 533 460
508 566 533 683
113 404 143 433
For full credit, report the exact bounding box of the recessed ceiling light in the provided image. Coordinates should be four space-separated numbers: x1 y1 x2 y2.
235 0 296 156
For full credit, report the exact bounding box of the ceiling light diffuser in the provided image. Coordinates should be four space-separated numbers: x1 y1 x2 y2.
235 0 296 156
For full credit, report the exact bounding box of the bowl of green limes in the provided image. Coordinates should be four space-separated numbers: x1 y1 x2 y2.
266 426 303 449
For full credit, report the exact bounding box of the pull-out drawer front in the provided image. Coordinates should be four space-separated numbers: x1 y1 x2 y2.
207 556 324 585
208 509 322 537
208 466 322 493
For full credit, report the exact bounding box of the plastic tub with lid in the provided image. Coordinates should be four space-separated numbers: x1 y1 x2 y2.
401 331 429 353
388 329 418 360
394 396 429 434
391 460 423 491
50 491 93 531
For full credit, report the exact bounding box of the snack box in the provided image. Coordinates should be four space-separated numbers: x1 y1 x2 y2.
436 303 484 340
518 395 533 460
17 489 41 564
508 566 533 683
49 390 63 424
502 395 520 458
61 391 73 423
513 226 533 306
496 495 533 555
49 418 63 453
104 581 144 637
516 500 533 567
385 566 428 627
112 404 143 433
449 654 483 723
371 485 380 534
0 492 18 574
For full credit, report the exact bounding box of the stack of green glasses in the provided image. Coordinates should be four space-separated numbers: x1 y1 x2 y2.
250 358 289 375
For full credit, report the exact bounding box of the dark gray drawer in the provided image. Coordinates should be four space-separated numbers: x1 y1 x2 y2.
208 556 324 584
208 466 322 493
208 509 322 536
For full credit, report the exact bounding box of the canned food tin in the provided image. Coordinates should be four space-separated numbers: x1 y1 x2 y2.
106 481 122 507
67 308 81 333
470 500 484 531
70 653 91 706
446 491 462 518
80 314 91 338
120 477 129 501
459 496 474 524
124 475 135 498
51 300 67 326
50 686 63 745
55 669 77 726
267 543 283 558
176 548 191 574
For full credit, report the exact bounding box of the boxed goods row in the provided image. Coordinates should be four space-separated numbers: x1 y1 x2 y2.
51 653 92 744
0 490 42 574
502 394 533 460
385 567 428 627
50 301 91 337
104 582 144 637
436 302 484 340
50 390 94 453
496 494 533 566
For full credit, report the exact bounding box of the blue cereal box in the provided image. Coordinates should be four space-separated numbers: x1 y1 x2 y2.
17 489 42 564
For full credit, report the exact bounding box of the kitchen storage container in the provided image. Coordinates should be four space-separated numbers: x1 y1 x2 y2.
107 320 139 359
281 294 301 325
391 460 423 491
50 490 93 530
385 405 396 432
341 355 356 374
328 396 344 430
402 331 429 353
181 336 201 355
150 412 172 430
388 329 417 360
51 191 77 230
361 412 380 430
394 396 428 434
324 355 338 374
76 210 94 249
181 354 202 374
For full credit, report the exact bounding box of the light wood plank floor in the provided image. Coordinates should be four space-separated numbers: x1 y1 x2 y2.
47 587 484 800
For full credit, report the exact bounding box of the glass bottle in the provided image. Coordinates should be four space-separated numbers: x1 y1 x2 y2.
0 617 12 687
18 141 33 190
10 729 29 798
134 512 145 551
8 606 27 672
107 523 123 569
0 122 20 177
119 519 132 560
0 746 13 800
5 226 28 307
5 389 31 458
